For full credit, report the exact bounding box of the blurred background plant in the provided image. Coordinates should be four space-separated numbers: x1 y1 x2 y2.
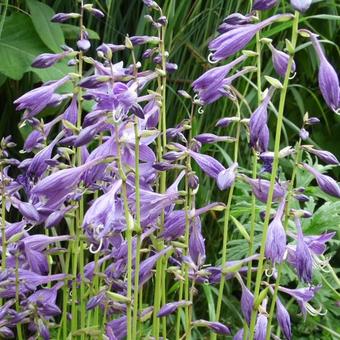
0 0 339 338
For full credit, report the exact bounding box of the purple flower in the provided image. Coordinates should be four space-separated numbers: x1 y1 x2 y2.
249 88 275 152
217 162 238 190
265 199 287 264
243 176 286 203
194 133 235 144
299 128 309 140
306 148 339 165
255 314 268 340
290 0 312 12
269 44 296 77
238 277 254 324
63 95 78 125
309 32 339 113
16 200 40 222
189 217 206 266
234 329 244 340
157 300 191 317
304 232 336 255
191 320 230 335
51 12 80 23
189 150 225 179
215 116 239 127
32 52 67 69
209 14 293 62
129 35 160 46
14 75 70 117
294 217 313 283
77 39 91 52
253 0 277 11
192 55 247 104
276 297 292 340
278 285 321 319
303 163 340 198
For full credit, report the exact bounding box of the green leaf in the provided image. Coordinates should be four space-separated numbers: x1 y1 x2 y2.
0 13 46 79
60 24 100 40
26 0 65 53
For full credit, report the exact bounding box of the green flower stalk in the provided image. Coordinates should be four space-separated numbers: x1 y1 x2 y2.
247 11 300 340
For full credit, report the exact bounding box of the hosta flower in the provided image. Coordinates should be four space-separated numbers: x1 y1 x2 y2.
290 0 312 12
237 276 254 324
209 14 293 62
303 163 340 198
249 88 275 152
305 147 339 165
129 35 160 46
217 162 238 190
157 300 191 317
265 198 287 263
14 75 70 118
276 297 292 340
63 94 78 125
191 320 230 335
32 52 68 69
269 44 296 77
255 313 268 340
189 217 206 266
51 12 80 23
308 32 340 113
192 55 247 105
253 0 277 11
189 150 225 179
77 38 91 52
218 13 255 33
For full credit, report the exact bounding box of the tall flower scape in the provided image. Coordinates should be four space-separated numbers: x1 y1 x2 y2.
0 0 339 339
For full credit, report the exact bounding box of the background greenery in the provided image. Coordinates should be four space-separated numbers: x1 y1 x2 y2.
0 0 339 338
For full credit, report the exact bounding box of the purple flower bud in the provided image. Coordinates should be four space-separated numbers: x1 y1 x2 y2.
87 8 105 19
189 150 225 179
32 52 66 68
157 300 191 317
303 163 340 198
142 48 154 58
309 33 339 113
290 0 312 12
194 133 234 144
0 327 14 338
142 0 158 8
153 162 175 171
255 314 268 340
217 162 238 190
77 39 91 52
63 95 78 125
209 14 293 62
276 298 292 340
188 173 199 190
234 328 244 340
299 128 309 140
189 217 206 266
249 88 275 152
269 44 296 77
306 117 320 125
51 12 80 23
253 0 277 11
157 16 168 26
166 62 178 73
215 117 239 127
265 198 286 263
191 320 230 335
18 201 40 222
240 279 254 324
293 193 310 202
78 75 111 89
129 35 160 46
307 148 339 165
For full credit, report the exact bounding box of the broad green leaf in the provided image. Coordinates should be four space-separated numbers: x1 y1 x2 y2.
0 13 46 79
26 0 65 53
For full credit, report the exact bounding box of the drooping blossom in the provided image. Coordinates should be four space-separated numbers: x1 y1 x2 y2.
290 0 312 12
268 44 296 77
276 297 292 340
253 0 277 11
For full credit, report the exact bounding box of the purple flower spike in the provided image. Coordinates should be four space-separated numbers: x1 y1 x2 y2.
265 198 287 263
208 14 293 62
269 44 296 77
255 314 268 340
290 0 312 13
157 300 191 317
308 32 340 113
294 217 313 283
253 0 277 11
249 88 275 152
303 163 340 198
276 298 292 340
217 162 238 190
191 320 230 335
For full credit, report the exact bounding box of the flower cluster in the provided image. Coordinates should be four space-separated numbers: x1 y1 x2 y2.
0 0 338 339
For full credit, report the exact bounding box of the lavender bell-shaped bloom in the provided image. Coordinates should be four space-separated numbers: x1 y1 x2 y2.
253 0 277 11
307 148 339 165
191 320 230 335
32 52 67 69
304 232 336 255
290 0 312 12
276 297 292 340
189 217 206 266
217 162 238 190
255 313 268 340
14 75 70 117
63 95 78 125
209 14 293 62
269 44 296 77
239 277 254 324
192 55 247 105
303 163 340 198
299 128 309 141
294 217 313 283
249 88 274 152
265 198 287 263
309 32 340 113
157 300 191 317
16 200 40 222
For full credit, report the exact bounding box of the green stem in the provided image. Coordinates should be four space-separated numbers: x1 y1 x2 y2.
265 140 302 340
248 11 299 340
132 117 142 338
115 124 133 340
212 101 241 340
